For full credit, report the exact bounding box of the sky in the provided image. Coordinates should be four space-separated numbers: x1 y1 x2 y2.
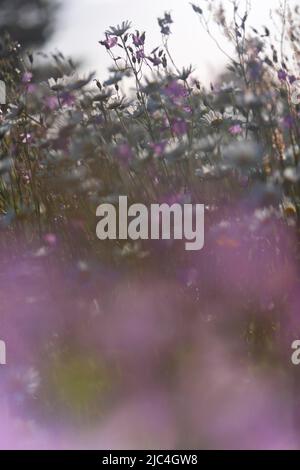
44 0 297 86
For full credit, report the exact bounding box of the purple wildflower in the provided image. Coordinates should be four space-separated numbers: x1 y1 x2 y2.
278 69 288 81
22 72 35 93
229 124 243 135
282 114 295 129
136 49 145 61
132 31 145 47
183 106 192 114
43 233 57 246
171 118 188 136
148 56 162 66
115 143 133 166
164 81 187 100
158 12 173 36
99 36 118 50
150 141 167 157
45 96 59 110
60 92 75 107
21 72 33 84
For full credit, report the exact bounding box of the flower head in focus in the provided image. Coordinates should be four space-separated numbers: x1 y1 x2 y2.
106 21 132 38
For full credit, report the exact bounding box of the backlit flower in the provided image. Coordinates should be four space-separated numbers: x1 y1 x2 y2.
99 36 118 50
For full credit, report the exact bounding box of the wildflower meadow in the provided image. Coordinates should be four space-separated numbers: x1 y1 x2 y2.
1 0 300 451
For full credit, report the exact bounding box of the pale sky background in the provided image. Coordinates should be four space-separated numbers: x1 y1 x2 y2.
44 0 297 85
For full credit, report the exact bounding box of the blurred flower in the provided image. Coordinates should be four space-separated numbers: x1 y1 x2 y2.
99 36 118 50
149 141 167 157
171 118 188 136
148 55 162 66
248 60 263 81
289 75 297 85
201 110 223 127
45 95 59 110
60 92 75 107
164 81 188 106
278 69 287 81
132 31 145 47
136 49 145 61
158 12 173 35
106 21 132 37
115 143 133 164
22 72 33 84
282 114 295 130
43 233 57 246
229 124 243 135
